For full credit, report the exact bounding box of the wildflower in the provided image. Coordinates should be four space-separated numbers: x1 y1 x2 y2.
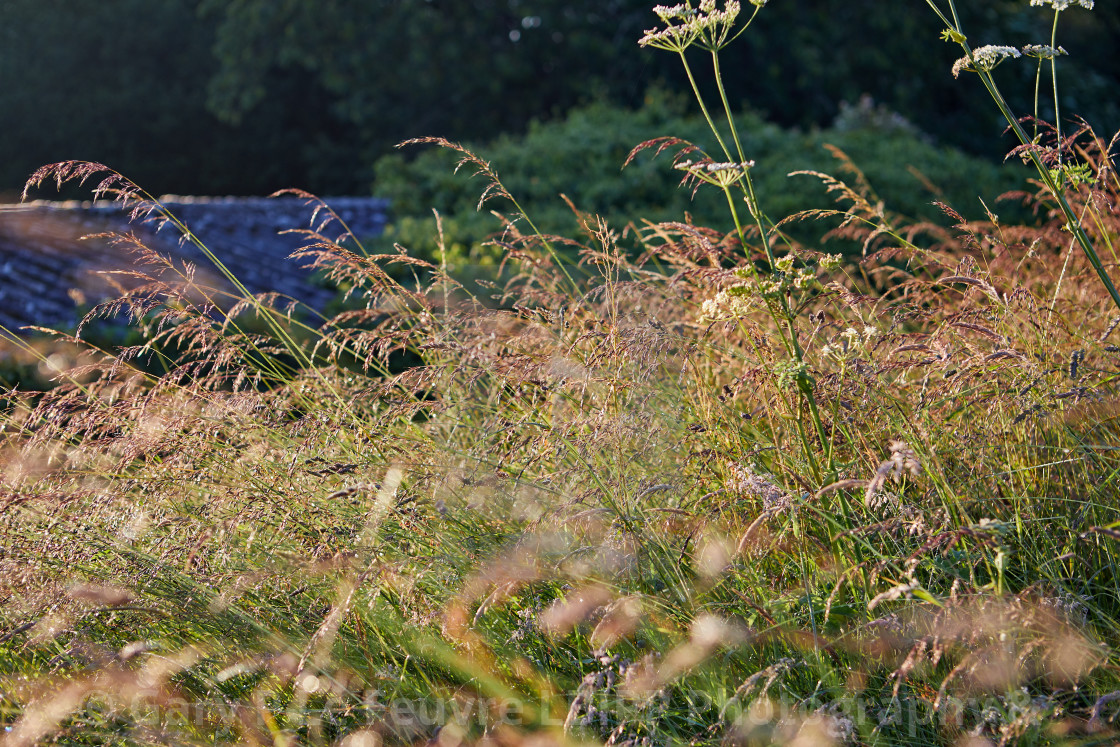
701 287 753 320
652 3 693 21
640 5 701 53
757 278 782 295
818 253 843 271
705 160 754 186
792 268 816 289
706 160 754 172
694 0 742 50
639 25 691 52
951 45 1021 78
1022 43 1068 60
675 158 754 188
640 1 744 53
1030 0 1093 9
821 324 874 361
865 439 922 507
980 704 1003 725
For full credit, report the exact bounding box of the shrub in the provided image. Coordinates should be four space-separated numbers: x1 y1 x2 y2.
372 92 1028 267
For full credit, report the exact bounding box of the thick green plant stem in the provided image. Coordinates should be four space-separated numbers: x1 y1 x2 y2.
985 70 1120 313
1049 11 1062 155
926 0 1120 314
662 10 834 475
710 54 832 473
685 44 833 475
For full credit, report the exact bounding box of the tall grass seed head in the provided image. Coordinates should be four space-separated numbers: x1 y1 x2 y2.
820 325 876 360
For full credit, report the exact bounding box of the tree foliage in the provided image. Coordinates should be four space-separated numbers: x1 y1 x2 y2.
1 1 1117 197
371 93 1027 268
0 0 365 197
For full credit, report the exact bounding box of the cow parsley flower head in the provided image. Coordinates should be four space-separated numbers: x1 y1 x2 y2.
1030 0 1094 10
704 160 754 172
701 286 754 320
652 4 693 22
951 45 1021 78
694 1 742 51
1022 44 1068 60
640 5 700 51
674 158 754 187
640 1 745 52
818 253 843 271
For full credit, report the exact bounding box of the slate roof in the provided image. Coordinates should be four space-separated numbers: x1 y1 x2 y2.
0 196 388 334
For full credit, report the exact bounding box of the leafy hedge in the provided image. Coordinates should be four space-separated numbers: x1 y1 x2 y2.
371 94 1029 266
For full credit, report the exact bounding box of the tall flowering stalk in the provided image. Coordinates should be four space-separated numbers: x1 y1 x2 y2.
640 0 832 480
924 0 1120 314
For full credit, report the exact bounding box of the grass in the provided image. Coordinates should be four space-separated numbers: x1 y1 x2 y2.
3 2 1120 745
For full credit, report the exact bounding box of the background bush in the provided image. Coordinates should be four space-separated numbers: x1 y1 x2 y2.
371 93 1029 267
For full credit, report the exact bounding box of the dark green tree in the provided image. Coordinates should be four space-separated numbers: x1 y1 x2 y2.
199 0 1120 186
198 0 670 189
0 0 362 197
2 1 1116 198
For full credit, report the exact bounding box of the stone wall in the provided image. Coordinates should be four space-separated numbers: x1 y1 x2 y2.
0 195 388 333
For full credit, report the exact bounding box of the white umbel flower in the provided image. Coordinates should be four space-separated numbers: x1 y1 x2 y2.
701 287 753 320
951 45 1021 78
674 158 755 188
1022 44 1068 59
640 1 744 52
1030 0 1094 10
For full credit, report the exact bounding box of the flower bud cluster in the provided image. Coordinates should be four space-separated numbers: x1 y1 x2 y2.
1030 0 1093 10
640 1 746 53
951 45 1021 78
673 158 756 188
1022 44 1067 60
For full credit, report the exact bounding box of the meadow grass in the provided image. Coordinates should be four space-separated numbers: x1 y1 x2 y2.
3 2 1120 745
